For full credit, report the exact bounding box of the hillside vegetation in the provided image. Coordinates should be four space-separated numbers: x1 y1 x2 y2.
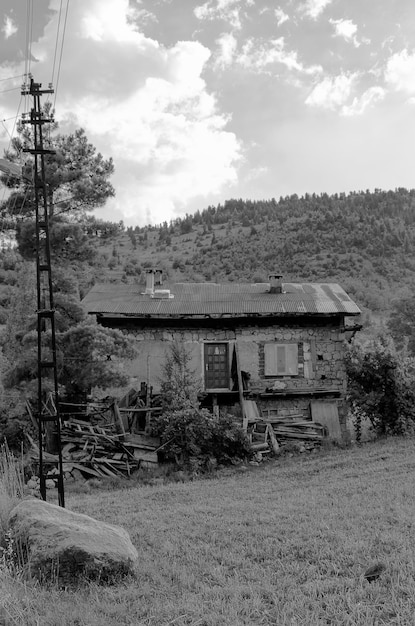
2 188 415 322
107 188 415 316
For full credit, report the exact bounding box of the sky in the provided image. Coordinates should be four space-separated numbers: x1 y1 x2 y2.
0 0 415 226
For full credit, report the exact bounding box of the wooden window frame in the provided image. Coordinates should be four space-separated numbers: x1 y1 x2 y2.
203 342 231 391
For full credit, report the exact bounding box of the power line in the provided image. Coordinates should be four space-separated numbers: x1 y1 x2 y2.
1 115 21 122
51 0 65 88
27 0 34 78
53 0 70 109
0 75 22 83
0 86 21 95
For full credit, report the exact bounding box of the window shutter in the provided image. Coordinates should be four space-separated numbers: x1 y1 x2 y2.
286 344 298 375
264 343 277 376
276 345 286 374
264 343 299 376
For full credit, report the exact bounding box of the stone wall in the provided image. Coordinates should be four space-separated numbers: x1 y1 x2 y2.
95 317 351 437
122 321 347 398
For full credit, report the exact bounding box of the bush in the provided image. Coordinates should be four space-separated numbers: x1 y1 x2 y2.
151 408 250 470
346 337 415 438
152 342 250 469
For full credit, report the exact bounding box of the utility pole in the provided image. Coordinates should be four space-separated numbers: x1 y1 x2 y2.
21 77 65 507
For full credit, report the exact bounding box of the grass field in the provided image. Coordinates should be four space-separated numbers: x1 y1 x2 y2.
2 437 415 625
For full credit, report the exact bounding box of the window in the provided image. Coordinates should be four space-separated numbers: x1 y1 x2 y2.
264 343 298 376
204 343 230 389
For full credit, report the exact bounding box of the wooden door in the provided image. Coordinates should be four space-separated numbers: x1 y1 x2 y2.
204 343 229 389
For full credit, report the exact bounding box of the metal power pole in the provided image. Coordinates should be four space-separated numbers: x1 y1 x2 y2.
21 77 65 507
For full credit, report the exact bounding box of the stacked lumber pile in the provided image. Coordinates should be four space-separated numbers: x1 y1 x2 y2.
268 415 326 442
249 414 326 458
60 420 140 478
28 419 160 480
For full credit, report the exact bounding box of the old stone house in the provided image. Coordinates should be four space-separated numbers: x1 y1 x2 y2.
82 270 361 439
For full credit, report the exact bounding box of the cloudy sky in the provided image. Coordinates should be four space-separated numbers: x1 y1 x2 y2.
0 0 415 226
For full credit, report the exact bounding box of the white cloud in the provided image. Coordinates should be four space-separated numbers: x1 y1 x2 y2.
300 0 332 20
16 0 242 225
275 8 289 26
194 0 244 30
2 15 18 39
215 32 238 69
237 37 322 75
305 73 358 110
385 49 415 94
341 86 385 116
330 18 360 47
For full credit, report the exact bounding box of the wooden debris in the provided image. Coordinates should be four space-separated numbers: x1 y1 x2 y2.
27 396 161 481
248 412 326 456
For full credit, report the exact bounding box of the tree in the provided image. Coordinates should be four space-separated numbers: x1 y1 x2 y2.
2 287 136 403
0 119 135 404
1 116 114 268
57 319 136 401
345 336 415 438
16 217 97 265
387 295 415 355
1 113 114 216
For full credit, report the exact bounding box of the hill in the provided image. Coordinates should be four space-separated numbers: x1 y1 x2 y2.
96 188 415 318
2 188 415 321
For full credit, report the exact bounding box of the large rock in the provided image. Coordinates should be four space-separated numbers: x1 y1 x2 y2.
7 499 138 583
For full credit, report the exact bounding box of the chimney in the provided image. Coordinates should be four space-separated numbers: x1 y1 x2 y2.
154 268 163 286
269 273 283 294
145 269 154 295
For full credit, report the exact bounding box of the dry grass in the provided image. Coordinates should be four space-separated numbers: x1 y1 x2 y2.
2 437 415 625
0 442 25 542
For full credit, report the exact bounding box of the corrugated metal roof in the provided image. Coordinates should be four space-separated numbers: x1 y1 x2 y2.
82 281 361 317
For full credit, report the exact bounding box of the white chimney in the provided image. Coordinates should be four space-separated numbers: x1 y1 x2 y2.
145 269 154 295
269 273 283 294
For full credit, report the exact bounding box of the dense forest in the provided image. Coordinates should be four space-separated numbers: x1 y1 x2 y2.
127 188 415 315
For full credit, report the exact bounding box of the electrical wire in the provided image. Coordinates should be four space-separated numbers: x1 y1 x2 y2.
1 114 21 123
53 0 70 109
27 0 34 78
0 86 21 95
51 0 64 89
0 75 22 83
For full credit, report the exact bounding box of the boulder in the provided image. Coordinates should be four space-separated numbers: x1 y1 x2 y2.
7 499 138 584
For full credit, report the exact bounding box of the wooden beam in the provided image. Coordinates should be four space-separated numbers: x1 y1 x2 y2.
233 343 247 430
112 401 125 437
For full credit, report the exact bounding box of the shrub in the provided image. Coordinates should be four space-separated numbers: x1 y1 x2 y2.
346 337 415 438
152 407 249 470
152 342 250 469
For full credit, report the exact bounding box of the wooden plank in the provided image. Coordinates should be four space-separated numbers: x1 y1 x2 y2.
251 442 269 451
266 424 280 454
244 400 260 422
118 407 162 413
233 343 248 430
272 430 324 440
70 462 104 478
112 401 126 436
310 401 342 441
132 449 158 463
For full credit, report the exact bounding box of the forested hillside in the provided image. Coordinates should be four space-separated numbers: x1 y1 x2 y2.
2 188 415 322
126 188 415 315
